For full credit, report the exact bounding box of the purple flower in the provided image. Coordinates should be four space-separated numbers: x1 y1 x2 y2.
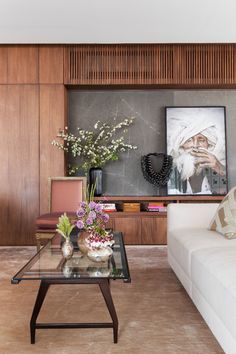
88 201 97 209
76 220 84 229
102 213 109 223
80 201 87 208
86 217 93 225
77 208 85 217
89 211 97 219
95 203 103 212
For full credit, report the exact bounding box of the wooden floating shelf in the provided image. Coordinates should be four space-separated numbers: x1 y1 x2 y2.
94 195 224 202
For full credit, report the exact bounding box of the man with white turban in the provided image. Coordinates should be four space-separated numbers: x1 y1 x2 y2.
167 113 226 194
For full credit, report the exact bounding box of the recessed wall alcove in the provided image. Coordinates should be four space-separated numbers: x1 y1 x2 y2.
69 89 236 195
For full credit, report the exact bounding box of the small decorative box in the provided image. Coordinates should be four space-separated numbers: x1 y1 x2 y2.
123 203 140 212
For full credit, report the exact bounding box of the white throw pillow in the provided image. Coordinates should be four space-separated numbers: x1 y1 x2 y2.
209 187 236 239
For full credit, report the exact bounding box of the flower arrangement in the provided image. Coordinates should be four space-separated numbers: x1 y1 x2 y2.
51 116 137 175
76 200 114 249
76 185 114 250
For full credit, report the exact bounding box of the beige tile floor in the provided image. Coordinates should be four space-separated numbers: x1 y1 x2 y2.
0 246 224 354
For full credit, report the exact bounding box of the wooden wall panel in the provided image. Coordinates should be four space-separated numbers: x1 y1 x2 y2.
39 45 64 84
8 45 38 84
0 85 39 245
0 47 8 83
40 85 66 214
0 86 8 244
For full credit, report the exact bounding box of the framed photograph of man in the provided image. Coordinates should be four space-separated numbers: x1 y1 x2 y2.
165 106 227 195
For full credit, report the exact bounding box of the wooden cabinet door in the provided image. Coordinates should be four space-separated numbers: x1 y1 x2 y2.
113 217 141 244
142 216 167 245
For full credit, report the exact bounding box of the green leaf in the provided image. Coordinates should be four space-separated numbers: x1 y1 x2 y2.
56 213 75 239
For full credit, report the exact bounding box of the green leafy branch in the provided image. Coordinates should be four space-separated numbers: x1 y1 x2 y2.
56 213 75 240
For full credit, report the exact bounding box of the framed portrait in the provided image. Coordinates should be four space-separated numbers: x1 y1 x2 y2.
165 106 228 196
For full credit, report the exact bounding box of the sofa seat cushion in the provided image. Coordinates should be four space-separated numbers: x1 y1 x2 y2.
192 246 236 340
168 228 232 277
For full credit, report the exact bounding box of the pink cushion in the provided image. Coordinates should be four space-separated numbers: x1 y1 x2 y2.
51 180 84 212
36 212 76 230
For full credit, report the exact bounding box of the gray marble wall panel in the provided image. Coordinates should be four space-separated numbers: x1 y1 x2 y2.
69 90 236 195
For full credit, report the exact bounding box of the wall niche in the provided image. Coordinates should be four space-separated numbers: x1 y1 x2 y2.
69 89 236 195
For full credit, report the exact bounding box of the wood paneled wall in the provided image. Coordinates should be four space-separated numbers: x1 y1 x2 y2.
0 86 39 245
39 45 64 84
1 43 236 245
64 44 236 86
0 45 65 245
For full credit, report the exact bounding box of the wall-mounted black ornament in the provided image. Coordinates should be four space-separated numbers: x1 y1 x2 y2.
141 153 173 187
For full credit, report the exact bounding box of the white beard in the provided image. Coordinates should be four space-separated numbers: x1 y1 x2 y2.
174 151 203 181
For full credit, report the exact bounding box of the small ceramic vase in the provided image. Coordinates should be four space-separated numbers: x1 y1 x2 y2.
61 239 74 260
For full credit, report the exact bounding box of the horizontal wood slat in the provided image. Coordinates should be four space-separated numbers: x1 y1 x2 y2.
64 44 236 86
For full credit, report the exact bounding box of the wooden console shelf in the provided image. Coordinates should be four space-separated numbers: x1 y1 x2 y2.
94 196 224 245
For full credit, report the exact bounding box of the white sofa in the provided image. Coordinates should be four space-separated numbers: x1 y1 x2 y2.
167 203 236 354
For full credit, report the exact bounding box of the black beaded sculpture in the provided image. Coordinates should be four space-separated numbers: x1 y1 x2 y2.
141 153 173 187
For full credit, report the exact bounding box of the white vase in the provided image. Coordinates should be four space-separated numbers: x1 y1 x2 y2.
61 239 74 260
87 247 113 263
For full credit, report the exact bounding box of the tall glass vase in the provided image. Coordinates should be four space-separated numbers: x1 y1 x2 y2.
89 167 103 196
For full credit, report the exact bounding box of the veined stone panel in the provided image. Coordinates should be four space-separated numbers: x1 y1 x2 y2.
69 89 236 195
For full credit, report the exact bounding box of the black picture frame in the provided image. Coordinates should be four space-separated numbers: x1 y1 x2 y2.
165 106 228 196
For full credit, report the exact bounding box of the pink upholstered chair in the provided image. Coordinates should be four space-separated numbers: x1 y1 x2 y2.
35 177 87 250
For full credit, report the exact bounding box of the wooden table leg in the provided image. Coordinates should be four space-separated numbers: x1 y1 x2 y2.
29 279 118 344
99 279 119 343
30 281 50 344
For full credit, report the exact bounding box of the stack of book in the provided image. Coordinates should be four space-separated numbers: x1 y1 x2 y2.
101 203 117 212
147 202 167 212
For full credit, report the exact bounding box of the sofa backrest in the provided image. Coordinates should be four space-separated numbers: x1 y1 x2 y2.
167 203 219 231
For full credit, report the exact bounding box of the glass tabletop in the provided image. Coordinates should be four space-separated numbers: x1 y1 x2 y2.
12 232 131 283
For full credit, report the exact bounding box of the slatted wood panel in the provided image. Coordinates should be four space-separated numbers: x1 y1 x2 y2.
64 44 236 86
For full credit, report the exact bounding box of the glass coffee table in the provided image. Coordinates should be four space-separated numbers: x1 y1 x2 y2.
11 231 131 344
